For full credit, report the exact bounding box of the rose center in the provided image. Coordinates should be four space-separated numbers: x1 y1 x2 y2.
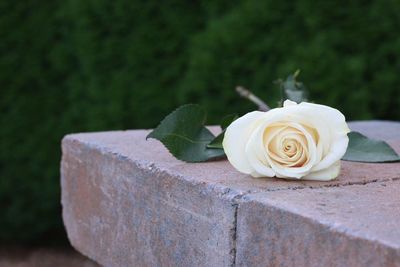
283 139 298 156
264 125 310 168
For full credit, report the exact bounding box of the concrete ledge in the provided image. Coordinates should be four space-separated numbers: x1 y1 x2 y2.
61 121 400 267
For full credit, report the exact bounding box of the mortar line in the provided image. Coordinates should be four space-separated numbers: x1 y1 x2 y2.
245 176 400 194
231 204 238 267
229 194 244 267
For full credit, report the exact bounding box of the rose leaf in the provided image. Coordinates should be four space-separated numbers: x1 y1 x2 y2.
207 114 238 149
220 114 239 130
146 104 225 162
279 70 309 104
342 131 400 163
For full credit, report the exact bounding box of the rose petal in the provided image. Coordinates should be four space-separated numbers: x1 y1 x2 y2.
281 101 350 172
311 134 349 172
300 103 349 172
244 125 276 177
283 99 297 107
222 111 265 174
303 161 341 181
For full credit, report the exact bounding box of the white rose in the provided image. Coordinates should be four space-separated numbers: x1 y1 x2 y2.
222 100 350 181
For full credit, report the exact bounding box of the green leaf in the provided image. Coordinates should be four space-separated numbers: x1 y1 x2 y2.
207 133 224 149
146 104 225 162
221 114 238 130
342 131 400 162
278 70 308 104
207 114 238 149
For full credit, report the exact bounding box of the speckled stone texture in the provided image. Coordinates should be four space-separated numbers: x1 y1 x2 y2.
61 121 400 267
236 181 400 267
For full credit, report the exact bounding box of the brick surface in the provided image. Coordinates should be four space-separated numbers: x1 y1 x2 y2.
61 121 400 267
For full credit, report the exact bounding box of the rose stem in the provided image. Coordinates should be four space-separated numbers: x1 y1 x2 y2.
235 86 270 111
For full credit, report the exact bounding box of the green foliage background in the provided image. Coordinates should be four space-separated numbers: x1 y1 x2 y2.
1 0 399 244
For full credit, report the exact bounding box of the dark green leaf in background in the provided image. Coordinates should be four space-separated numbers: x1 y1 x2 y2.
146 104 225 162
342 132 400 162
5 0 400 245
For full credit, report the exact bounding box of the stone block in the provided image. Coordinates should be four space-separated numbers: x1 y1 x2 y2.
236 180 400 267
61 121 400 266
61 135 238 267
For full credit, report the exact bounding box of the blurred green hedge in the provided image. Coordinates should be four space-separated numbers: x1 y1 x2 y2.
1 0 399 244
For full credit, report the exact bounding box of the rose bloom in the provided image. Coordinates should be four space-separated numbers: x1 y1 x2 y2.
223 100 350 181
